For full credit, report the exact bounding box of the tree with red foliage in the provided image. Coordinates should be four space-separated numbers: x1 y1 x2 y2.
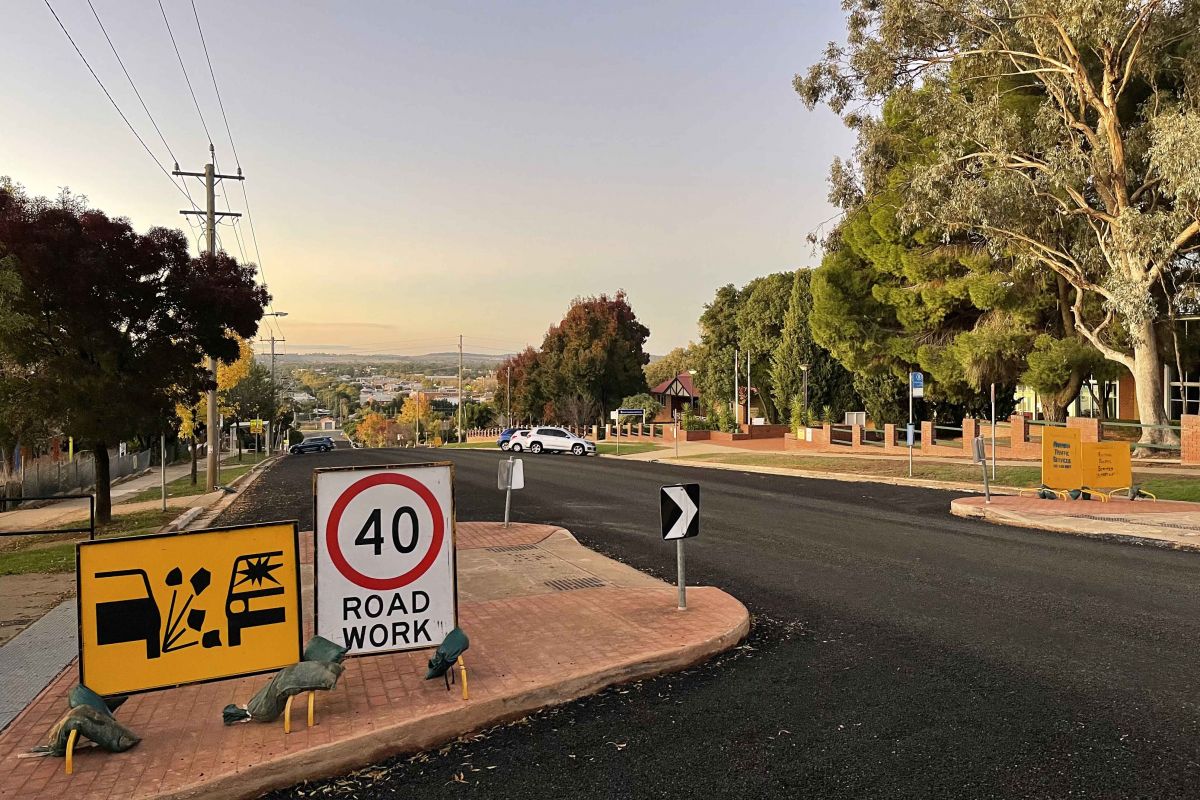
496 292 650 428
0 181 267 521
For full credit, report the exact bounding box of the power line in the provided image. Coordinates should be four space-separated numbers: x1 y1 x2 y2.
86 0 177 167
157 0 212 148
42 0 198 209
189 3 280 337
191 0 241 170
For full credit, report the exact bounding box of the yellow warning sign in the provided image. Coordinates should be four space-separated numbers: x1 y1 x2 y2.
1041 427 1082 490
249 419 264 434
77 522 302 696
1082 441 1132 489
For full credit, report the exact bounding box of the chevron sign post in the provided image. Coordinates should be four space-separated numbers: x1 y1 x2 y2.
660 483 700 610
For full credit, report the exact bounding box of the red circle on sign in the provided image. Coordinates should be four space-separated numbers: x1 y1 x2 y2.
325 473 445 590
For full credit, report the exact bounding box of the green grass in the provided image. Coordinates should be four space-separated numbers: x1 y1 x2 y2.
119 454 266 505
676 452 1200 502
0 509 182 576
596 442 663 456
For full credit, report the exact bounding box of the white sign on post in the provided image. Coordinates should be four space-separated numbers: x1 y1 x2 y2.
497 458 524 490
314 463 457 656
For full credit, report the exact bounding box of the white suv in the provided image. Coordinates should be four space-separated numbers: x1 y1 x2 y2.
526 427 596 456
506 430 533 452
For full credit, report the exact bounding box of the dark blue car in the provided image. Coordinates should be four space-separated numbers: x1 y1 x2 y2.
289 436 334 454
497 428 525 450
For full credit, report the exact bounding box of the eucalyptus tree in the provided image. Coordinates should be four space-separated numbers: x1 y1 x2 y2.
799 0 1200 443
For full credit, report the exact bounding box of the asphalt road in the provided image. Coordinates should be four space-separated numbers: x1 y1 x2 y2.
222 445 1200 799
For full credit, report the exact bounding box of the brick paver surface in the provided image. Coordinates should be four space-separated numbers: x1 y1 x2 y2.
0 523 747 800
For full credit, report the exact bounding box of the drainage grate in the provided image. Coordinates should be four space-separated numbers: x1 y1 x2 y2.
544 576 607 592
486 544 539 552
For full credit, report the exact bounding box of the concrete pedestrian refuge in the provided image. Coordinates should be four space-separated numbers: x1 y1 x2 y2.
0 522 748 800
952 495 1200 549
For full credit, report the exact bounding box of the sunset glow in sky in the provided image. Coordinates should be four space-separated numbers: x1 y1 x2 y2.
4 1 852 356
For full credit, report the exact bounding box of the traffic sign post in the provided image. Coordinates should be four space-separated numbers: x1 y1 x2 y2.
612 407 645 456
973 435 990 503
497 456 524 528
314 463 457 656
908 372 923 478
660 483 700 611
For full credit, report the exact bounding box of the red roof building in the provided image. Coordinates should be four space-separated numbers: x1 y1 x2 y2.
650 372 700 421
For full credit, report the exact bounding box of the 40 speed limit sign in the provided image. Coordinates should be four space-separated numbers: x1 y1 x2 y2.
314 463 457 656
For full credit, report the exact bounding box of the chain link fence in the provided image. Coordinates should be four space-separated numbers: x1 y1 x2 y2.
14 448 151 499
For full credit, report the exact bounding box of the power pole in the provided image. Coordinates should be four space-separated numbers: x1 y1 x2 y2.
175 147 243 492
457 334 464 443
506 366 512 428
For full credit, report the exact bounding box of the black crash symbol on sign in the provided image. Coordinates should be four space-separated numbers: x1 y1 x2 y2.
93 550 288 659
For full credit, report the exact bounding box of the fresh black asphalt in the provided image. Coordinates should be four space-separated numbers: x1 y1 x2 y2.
220 446 1200 799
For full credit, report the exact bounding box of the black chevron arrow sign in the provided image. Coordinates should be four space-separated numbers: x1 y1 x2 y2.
660 483 700 540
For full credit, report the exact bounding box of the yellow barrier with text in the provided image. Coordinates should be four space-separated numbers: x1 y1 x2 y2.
1040 427 1082 490
78 522 302 695
1082 441 1132 489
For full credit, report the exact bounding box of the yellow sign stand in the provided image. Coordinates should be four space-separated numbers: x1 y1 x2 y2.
1082 441 1132 489
77 522 303 696
1040 427 1082 490
250 419 264 435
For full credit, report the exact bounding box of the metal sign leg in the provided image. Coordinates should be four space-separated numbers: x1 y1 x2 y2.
676 539 686 611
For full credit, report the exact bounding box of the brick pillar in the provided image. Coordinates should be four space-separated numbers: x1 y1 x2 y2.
1067 416 1100 442
1010 414 1028 444
920 421 934 451
883 423 898 451
1182 415 1200 466
961 418 978 456
851 424 862 448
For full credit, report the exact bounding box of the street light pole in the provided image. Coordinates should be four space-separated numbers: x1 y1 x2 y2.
800 364 809 426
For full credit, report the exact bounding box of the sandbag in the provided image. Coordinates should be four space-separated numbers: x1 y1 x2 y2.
223 661 344 724
68 684 127 717
425 627 469 680
303 635 347 664
45 705 140 755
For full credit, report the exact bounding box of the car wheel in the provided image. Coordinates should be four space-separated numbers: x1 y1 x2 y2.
510 443 523 452
572 443 585 456
530 442 543 454
499 442 509 451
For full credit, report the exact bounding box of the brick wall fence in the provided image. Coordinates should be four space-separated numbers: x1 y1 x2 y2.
466 415 1200 465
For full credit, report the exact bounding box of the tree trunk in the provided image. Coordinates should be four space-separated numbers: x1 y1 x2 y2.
236 417 243 462
93 443 112 525
1042 366 1088 423
190 435 198 485
1129 321 1176 448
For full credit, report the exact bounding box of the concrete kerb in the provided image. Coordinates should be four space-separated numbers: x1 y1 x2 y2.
950 498 1200 552
181 454 281 531
160 588 748 800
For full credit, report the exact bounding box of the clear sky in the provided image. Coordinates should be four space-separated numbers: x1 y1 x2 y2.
3 1 851 357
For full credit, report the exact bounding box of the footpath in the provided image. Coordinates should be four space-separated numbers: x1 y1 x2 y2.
0 521 748 800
